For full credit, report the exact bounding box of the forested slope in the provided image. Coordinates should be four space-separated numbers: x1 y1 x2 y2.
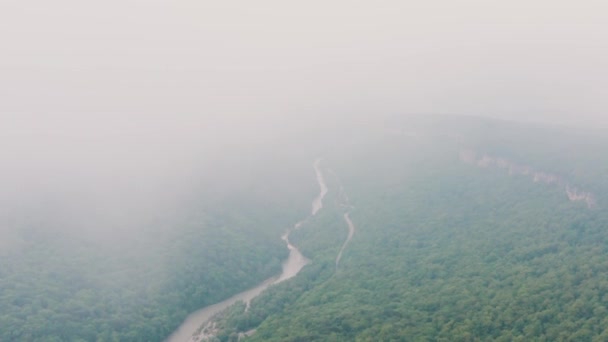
3 117 607 341
213 117 608 341
0 151 318 342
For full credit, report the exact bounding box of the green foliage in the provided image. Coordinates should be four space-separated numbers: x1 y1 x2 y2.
4 117 608 341
220 119 608 341
0 157 317 342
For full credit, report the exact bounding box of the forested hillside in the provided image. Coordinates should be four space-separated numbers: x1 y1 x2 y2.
0 150 318 342
2 117 607 342
206 117 608 341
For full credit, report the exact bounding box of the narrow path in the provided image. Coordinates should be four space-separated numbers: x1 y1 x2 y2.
326 168 356 268
335 212 355 267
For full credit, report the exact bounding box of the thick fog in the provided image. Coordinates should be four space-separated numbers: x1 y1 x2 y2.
2 0 607 123
1 1 607 243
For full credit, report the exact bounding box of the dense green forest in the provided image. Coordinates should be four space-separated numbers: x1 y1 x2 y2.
203 118 608 341
0 151 318 341
2 117 608 341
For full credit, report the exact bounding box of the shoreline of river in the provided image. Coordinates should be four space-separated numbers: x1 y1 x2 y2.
165 159 327 342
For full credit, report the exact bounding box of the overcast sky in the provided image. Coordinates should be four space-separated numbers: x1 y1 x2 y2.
1 0 607 128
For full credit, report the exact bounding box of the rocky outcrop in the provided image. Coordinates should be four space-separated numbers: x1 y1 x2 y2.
460 149 596 208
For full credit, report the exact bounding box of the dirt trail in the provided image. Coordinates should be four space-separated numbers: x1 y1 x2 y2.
335 212 355 267
326 168 356 268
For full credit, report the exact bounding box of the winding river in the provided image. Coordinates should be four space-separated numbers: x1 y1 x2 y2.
165 159 328 342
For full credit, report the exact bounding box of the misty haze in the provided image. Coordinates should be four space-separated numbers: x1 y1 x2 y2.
1 1 608 341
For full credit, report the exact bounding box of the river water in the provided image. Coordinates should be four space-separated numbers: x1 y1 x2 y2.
165 159 327 342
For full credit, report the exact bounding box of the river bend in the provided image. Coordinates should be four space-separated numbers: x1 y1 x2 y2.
166 159 327 342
